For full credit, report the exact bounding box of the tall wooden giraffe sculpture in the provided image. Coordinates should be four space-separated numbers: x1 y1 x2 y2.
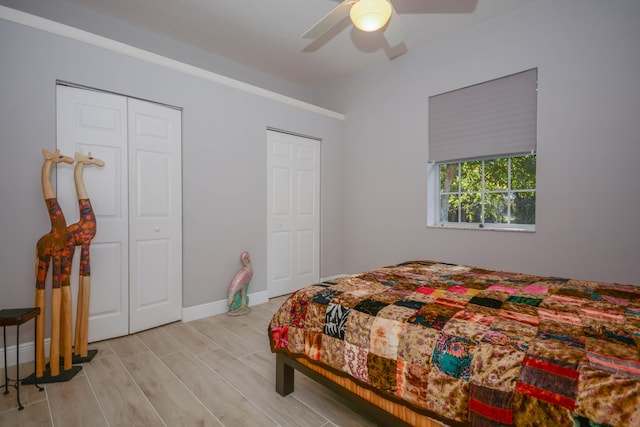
67 152 104 359
35 149 74 378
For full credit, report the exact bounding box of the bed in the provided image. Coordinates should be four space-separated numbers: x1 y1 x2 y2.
268 260 640 427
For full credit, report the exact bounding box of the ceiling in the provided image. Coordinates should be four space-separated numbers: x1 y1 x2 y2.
63 0 535 88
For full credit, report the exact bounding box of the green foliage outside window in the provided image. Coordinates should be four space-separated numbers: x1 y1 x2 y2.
439 154 536 226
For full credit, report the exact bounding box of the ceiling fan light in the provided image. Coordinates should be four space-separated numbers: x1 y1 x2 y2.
350 0 392 32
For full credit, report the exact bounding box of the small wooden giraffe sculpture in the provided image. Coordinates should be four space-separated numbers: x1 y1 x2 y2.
67 152 104 359
35 149 74 378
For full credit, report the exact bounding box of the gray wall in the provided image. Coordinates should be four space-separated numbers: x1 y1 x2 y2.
0 18 344 334
314 0 640 285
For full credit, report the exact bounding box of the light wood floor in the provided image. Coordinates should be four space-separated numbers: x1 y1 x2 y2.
0 296 376 426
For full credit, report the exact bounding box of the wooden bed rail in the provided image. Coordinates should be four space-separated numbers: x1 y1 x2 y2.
275 353 447 427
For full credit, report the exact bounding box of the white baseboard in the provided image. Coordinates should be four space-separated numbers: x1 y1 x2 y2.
0 291 270 368
1 338 50 368
179 278 348 323
180 282 350 323
181 290 269 322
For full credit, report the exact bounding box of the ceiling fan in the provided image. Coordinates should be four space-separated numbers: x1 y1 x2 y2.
302 0 407 47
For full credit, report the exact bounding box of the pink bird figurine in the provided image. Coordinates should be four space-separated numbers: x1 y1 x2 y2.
227 251 253 316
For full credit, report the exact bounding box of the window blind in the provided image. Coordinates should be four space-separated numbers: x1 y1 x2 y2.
428 68 537 163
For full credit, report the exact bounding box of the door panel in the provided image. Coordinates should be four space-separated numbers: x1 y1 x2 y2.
56 85 129 341
272 232 292 281
297 230 314 275
297 170 315 214
128 98 182 334
137 151 170 216
267 130 320 297
135 239 170 307
87 242 122 317
273 167 292 215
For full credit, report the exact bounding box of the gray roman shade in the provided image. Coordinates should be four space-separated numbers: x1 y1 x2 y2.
428 68 537 163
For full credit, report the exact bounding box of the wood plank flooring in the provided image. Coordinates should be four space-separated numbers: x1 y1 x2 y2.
0 296 376 426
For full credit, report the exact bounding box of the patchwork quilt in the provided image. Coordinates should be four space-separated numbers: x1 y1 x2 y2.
268 261 640 427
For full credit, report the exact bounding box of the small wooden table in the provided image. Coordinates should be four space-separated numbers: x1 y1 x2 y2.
1 307 41 410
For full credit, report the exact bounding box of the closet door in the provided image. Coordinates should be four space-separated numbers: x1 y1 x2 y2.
56 85 129 341
128 98 182 333
266 130 320 297
57 85 182 340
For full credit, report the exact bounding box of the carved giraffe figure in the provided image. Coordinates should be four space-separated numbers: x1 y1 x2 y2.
66 152 104 358
35 149 74 378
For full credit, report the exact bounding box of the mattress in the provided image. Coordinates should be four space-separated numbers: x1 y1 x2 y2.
268 260 640 426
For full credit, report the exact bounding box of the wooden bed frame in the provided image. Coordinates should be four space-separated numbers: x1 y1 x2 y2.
275 353 454 427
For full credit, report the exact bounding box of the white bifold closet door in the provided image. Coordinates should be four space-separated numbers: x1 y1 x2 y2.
56 84 182 341
266 130 320 297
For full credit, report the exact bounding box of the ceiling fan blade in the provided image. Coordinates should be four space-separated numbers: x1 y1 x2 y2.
383 3 406 47
302 0 357 39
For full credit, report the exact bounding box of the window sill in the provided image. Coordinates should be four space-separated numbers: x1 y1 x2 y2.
427 223 535 233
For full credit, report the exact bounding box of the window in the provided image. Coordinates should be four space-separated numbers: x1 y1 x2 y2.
428 69 538 231
438 154 536 229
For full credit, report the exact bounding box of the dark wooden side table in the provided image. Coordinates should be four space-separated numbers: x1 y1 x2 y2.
0 307 42 410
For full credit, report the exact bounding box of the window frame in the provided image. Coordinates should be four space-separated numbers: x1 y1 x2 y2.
427 154 536 232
